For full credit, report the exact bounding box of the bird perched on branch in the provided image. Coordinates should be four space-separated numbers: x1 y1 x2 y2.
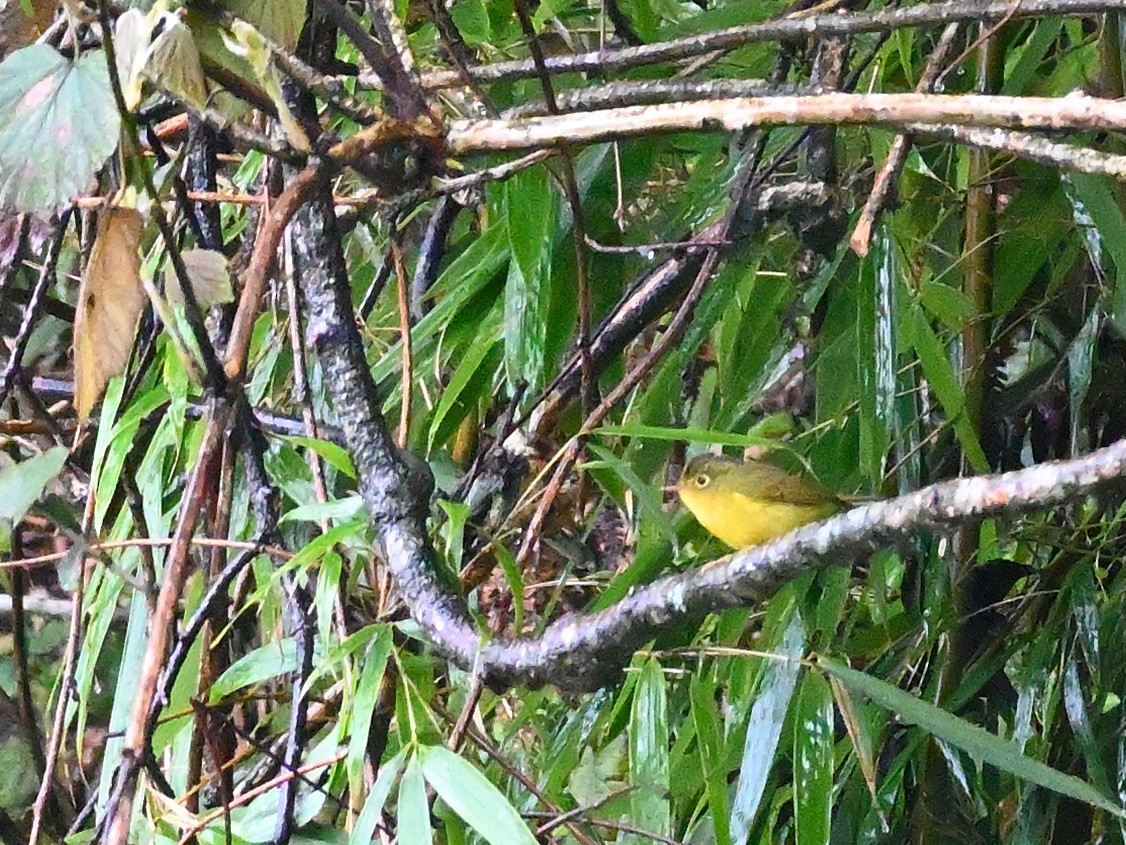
674 453 843 549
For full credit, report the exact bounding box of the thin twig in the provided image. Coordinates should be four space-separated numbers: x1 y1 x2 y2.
851 22 962 255
390 240 413 448
411 0 1120 89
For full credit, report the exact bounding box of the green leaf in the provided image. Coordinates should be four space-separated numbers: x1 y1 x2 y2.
731 612 806 841
992 173 1070 314
904 305 989 472
280 495 364 524
398 754 433 845
450 0 490 45
630 658 671 837
372 222 507 385
350 749 406 845
594 424 784 449
691 673 731 845
587 444 676 545
793 672 833 845
1066 173 1126 338
428 323 501 451
0 445 67 525
216 0 306 51
419 745 538 845
0 44 120 215
210 638 299 701
820 657 1126 817
504 166 556 392
345 628 394 794
283 435 357 479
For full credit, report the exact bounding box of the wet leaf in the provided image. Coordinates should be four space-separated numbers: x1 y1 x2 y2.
420 745 539 845
630 658 671 836
732 612 805 842
793 671 833 845
0 44 120 215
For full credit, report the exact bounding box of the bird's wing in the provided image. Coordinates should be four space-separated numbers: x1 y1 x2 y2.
741 462 839 507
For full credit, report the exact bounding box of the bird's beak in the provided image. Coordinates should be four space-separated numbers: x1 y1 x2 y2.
662 484 680 495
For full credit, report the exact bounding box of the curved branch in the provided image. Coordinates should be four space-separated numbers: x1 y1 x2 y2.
300 179 1126 690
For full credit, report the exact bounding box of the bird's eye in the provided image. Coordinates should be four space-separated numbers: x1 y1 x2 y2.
694 474 710 489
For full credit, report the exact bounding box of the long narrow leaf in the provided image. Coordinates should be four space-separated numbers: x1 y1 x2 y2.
820 657 1125 817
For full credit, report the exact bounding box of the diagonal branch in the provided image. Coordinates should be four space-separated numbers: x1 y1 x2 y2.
301 185 1126 690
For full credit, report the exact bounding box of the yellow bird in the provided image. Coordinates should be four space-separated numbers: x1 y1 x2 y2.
674 454 842 549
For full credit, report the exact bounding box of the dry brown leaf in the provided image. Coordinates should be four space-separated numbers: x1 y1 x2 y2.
74 205 145 420
164 248 233 309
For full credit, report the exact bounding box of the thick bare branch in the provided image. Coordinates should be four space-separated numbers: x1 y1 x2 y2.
448 93 1126 155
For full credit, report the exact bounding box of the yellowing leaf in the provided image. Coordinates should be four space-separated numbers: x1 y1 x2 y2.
113 9 149 111
144 16 210 112
163 248 233 309
220 20 309 151
74 206 145 420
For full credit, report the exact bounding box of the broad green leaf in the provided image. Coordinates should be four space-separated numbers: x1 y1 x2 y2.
211 638 299 701
419 745 538 845
450 0 490 45
904 305 989 472
398 754 433 845
918 279 976 332
0 445 67 525
992 172 1070 314
279 495 364 524
630 658 671 838
820 657 1126 817
350 749 406 845
0 44 120 215
793 672 833 845
282 436 357 479
428 323 501 451
732 612 806 843
345 628 394 793
691 673 731 845
1067 173 1126 338
503 165 556 392
1001 18 1063 96
217 0 306 51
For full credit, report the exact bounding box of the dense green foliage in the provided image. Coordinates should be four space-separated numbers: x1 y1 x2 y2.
2 1 1126 843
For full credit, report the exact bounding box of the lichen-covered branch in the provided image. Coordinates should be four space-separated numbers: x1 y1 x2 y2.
448 93 1126 155
300 182 1126 690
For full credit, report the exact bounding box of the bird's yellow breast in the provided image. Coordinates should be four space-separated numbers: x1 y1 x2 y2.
678 488 836 549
